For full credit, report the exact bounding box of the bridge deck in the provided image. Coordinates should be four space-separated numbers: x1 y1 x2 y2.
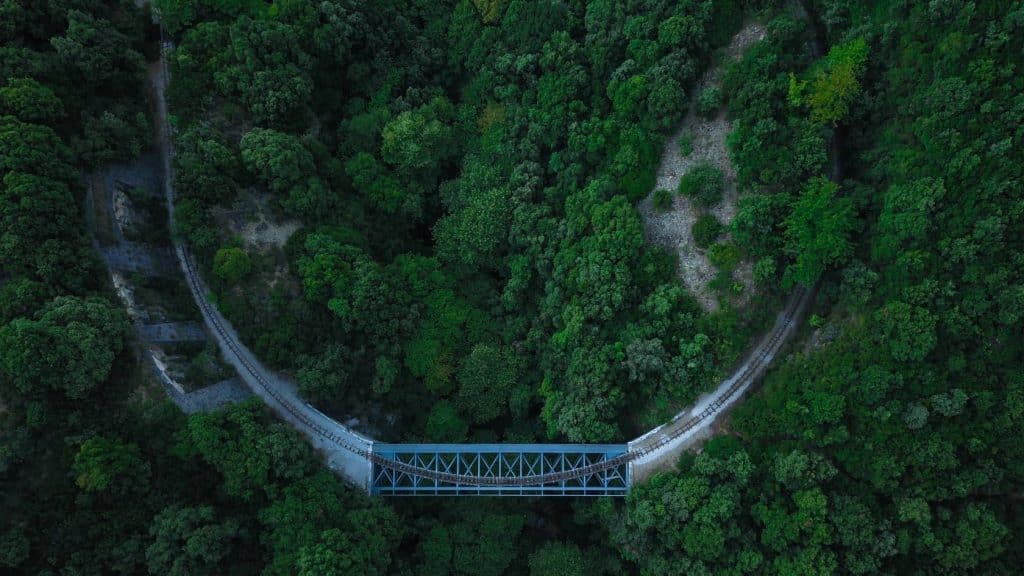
371 444 630 496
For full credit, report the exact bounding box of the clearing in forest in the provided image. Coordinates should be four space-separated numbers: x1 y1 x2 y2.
638 21 766 311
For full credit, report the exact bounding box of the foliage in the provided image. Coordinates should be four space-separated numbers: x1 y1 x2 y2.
783 177 856 286
0 296 128 400
381 96 456 177
793 37 869 125
213 246 252 283
678 162 725 207
146 505 240 576
652 188 674 212
240 128 314 195
455 344 522 424
295 345 350 403
0 78 64 123
425 400 469 442
692 213 723 248
529 541 587 576
697 85 722 117
678 131 693 156
5 2 1024 575
73 436 150 494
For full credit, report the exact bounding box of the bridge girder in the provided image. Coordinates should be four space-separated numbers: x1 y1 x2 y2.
371 444 630 496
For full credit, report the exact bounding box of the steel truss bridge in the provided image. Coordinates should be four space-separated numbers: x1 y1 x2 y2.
153 33 812 497
371 444 630 496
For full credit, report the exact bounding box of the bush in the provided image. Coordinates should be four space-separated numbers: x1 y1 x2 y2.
697 86 722 118
692 214 723 248
753 256 777 286
678 162 724 207
213 247 252 283
679 132 693 156
708 242 742 272
652 188 674 212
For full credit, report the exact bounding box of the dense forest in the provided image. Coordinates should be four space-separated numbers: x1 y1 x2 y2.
1 0 1022 574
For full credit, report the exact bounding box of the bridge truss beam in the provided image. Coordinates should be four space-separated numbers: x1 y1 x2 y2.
371 444 630 496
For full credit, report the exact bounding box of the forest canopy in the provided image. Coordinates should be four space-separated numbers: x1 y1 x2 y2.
1 0 1022 574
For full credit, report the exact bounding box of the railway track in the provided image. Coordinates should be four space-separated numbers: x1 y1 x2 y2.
157 36 810 489
180 233 806 485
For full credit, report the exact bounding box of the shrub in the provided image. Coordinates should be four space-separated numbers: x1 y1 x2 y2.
652 188 674 212
213 247 251 283
678 162 724 207
753 256 777 286
692 214 723 248
697 86 722 118
679 132 693 156
708 242 742 272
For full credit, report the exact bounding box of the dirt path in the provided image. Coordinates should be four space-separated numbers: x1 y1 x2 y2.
638 22 766 311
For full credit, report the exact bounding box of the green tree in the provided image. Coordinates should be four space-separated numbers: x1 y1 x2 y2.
215 17 312 124
0 296 127 400
259 472 399 576
172 124 243 205
240 128 315 194
456 344 522 424
0 116 74 182
179 402 315 502
875 301 937 362
435 187 512 268
213 247 252 283
75 106 150 166
50 10 144 89
1 172 84 285
449 509 525 576
425 401 469 442
614 440 757 573
296 526 394 576
529 542 586 576
799 37 869 125
783 177 855 286
146 505 240 576
731 193 790 258
0 77 64 122
345 152 415 215
0 278 49 325
296 345 350 402
419 526 452 576
73 436 151 494
652 188 673 211
697 86 722 118
381 97 455 174
692 214 723 248
0 528 29 569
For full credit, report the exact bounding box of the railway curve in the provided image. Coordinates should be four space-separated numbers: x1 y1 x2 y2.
153 33 811 492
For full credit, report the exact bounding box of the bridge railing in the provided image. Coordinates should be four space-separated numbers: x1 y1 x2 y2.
371 444 630 496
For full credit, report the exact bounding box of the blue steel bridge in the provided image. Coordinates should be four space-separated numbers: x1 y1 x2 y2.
370 444 630 496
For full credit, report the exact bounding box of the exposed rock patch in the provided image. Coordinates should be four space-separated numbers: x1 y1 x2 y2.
639 21 766 311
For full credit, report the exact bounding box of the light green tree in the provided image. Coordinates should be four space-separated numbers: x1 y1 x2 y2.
783 177 856 286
